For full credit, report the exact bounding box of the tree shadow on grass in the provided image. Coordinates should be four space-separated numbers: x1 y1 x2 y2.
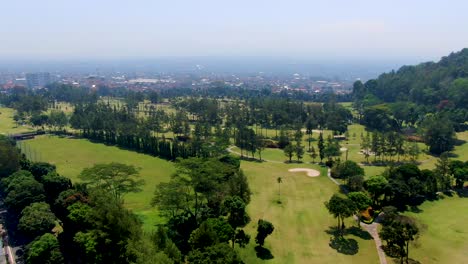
325 226 360 255
240 156 264 163
329 236 359 255
255 246 274 260
346 226 373 240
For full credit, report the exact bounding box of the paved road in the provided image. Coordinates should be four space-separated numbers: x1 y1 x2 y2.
360 221 387 264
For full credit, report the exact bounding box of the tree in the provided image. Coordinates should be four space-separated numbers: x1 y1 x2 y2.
2 170 46 213
305 117 317 152
18 202 57 239
364 175 388 206
188 221 219 250
187 243 243 264
324 194 355 234
79 162 144 200
26 233 64 264
42 171 72 203
330 160 364 186
73 190 144 264
348 175 364 192
362 105 397 132
324 136 341 160
283 144 294 162
309 146 318 163
0 135 20 177
407 142 420 162
450 160 468 189
234 229 250 248
48 110 68 131
29 162 57 181
295 143 305 162
348 192 372 227
380 215 419 264
318 133 325 162
277 177 282 202
223 196 250 229
435 152 452 190
420 114 456 155
255 219 274 247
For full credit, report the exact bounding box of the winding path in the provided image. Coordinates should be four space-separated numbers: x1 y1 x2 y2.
360 220 387 264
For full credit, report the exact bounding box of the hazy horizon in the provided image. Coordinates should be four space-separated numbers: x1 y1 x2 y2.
1 0 467 62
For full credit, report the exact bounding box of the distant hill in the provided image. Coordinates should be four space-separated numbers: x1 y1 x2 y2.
354 48 468 109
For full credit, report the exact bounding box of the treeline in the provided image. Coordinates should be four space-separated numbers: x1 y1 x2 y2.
359 131 421 164
69 103 229 160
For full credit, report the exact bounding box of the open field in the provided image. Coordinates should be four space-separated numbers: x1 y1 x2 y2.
405 196 468 264
0 107 34 135
237 160 380 264
18 135 174 231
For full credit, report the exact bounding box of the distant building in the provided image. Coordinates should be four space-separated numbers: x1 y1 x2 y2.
26 72 51 88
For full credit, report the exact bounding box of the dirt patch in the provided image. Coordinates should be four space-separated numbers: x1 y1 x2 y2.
288 168 320 177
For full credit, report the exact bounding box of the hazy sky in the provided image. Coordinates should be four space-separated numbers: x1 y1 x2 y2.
1 0 467 61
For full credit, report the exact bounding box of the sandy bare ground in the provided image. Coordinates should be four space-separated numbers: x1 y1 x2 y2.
288 168 320 177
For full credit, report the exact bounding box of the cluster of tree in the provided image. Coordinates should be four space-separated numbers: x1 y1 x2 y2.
379 208 419 264
325 179 421 263
357 155 467 211
0 139 183 263
152 156 274 263
325 153 467 261
353 49 468 154
359 131 421 164
330 160 365 192
0 87 48 117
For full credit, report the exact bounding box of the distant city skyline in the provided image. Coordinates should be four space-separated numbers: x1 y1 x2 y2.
1 0 467 62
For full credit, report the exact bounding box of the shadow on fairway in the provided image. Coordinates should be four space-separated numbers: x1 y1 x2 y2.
255 246 274 260
346 226 373 240
329 235 359 255
325 226 362 255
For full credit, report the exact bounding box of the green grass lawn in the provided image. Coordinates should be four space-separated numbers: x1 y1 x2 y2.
237 160 379 264
405 196 468 264
0 107 34 134
19 135 175 231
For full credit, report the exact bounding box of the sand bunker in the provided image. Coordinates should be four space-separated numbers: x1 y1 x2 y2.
288 168 320 177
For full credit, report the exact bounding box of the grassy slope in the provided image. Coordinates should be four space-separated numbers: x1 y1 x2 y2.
20 135 174 231
405 196 468 264
0 107 34 134
237 161 379 264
